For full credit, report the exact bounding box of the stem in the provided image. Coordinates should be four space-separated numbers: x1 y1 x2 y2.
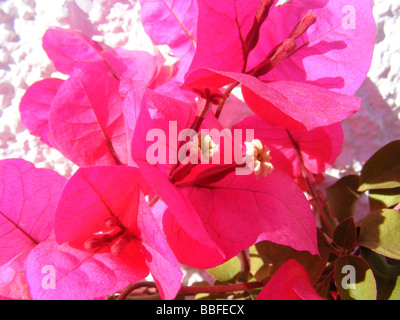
147 97 213 208
148 194 160 208
171 98 212 174
215 81 240 119
104 134 123 165
179 281 263 295
286 130 335 236
303 169 334 236
116 280 264 300
116 281 158 300
240 250 251 280
315 268 334 294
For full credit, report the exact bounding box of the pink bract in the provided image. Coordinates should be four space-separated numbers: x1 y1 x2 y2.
183 68 360 130
140 0 198 82
53 166 182 300
164 169 318 268
251 0 376 95
187 0 259 74
0 159 66 299
26 234 147 300
49 63 127 166
233 115 344 179
19 78 64 148
42 27 123 77
125 81 224 256
256 259 325 300
0 159 66 267
187 0 375 95
0 249 32 300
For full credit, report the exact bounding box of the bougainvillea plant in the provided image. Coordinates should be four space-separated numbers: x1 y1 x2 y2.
2 0 399 301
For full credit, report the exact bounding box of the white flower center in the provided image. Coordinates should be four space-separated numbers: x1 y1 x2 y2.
244 139 274 178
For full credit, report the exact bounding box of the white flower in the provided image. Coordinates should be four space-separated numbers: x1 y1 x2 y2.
190 133 218 162
244 139 274 178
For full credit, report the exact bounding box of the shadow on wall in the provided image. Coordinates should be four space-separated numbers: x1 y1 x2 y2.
334 76 400 172
59 0 135 38
59 1 99 38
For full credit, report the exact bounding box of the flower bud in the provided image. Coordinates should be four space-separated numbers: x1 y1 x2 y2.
110 233 132 256
289 12 317 40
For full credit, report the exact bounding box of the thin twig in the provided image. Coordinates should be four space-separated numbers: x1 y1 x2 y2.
178 281 264 295
315 268 334 294
116 281 158 300
240 250 251 280
286 130 335 236
116 280 264 300
215 81 240 119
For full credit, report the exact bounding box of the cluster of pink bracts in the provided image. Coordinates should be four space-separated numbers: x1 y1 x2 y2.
0 0 375 300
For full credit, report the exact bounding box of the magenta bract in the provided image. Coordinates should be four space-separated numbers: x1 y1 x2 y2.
0 159 66 299
256 259 325 300
52 166 182 300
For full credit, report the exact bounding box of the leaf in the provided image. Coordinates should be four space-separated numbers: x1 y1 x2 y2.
368 188 400 211
183 68 361 131
334 255 377 300
358 209 400 260
251 0 376 95
233 115 344 179
49 63 127 166
332 216 357 251
163 169 318 269
359 141 400 192
207 256 242 283
256 259 325 300
361 247 400 300
19 78 64 148
140 0 197 82
326 175 363 222
0 159 66 267
249 229 331 284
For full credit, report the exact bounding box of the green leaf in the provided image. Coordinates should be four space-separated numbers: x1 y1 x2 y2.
359 209 400 260
326 175 363 222
361 247 400 300
249 229 331 284
334 255 377 300
207 256 241 283
333 216 357 251
359 140 400 192
368 188 400 211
